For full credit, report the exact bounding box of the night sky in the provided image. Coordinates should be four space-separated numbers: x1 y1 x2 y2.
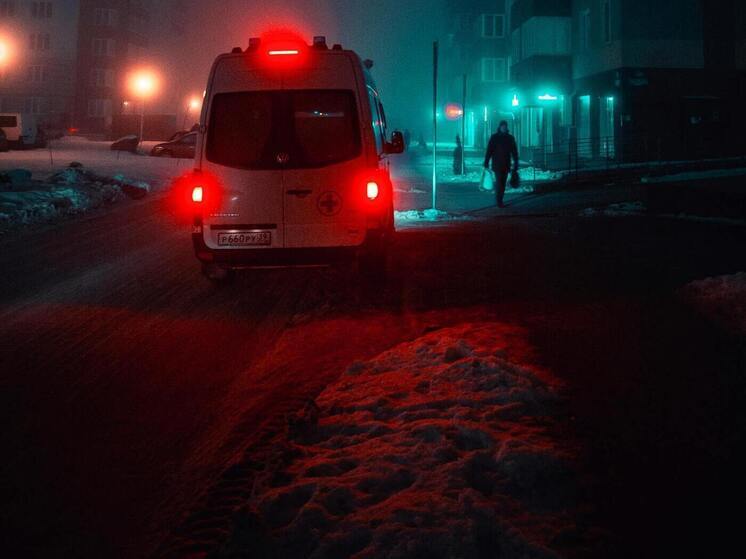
185 0 446 132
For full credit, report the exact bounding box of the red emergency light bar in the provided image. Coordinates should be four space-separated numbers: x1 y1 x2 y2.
268 49 300 56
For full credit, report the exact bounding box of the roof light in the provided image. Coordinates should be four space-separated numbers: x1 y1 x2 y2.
192 186 203 203
366 181 379 201
268 49 299 56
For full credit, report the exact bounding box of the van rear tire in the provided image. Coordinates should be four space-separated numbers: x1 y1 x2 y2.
201 262 234 283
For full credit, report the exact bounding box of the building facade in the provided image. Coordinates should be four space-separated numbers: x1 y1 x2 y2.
75 0 188 136
509 0 572 159
74 0 151 134
1 0 188 135
442 0 512 148
0 0 81 129
509 0 746 167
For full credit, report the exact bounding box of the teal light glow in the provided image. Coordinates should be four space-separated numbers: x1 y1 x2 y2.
538 93 558 101
512 94 520 107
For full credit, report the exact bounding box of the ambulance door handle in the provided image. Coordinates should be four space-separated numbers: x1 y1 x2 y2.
287 189 313 197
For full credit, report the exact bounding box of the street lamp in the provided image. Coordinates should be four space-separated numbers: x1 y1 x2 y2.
0 37 13 72
128 70 158 146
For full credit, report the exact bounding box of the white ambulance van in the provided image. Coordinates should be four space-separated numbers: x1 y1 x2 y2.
190 35 404 281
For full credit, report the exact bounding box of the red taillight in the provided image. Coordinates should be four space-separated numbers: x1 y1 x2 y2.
367 181 379 201
192 186 203 203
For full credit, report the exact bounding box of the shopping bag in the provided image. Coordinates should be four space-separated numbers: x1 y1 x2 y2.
510 170 521 189
480 168 495 191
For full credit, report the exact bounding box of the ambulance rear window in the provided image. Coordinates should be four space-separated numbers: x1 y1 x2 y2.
206 92 275 169
292 90 360 167
206 90 360 170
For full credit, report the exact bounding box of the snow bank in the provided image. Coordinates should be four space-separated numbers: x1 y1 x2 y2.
0 164 148 233
681 273 746 336
395 209 475 225
217 323 606 558
0 136 190 187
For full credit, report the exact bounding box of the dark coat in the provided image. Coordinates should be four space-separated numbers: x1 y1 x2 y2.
484 132 519 173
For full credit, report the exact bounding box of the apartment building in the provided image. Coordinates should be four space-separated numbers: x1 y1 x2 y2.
442 0 511 148
0 1 188 135
0 0 81 129
509 0 746 165
509 0 572 157
75 0 188 135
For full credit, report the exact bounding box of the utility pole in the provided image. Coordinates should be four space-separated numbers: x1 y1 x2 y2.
432 41 439 210
461 73 467 176
139 98 145 147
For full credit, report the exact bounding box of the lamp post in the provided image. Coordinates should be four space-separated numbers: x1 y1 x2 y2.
129 71 158 147
182 97 201 130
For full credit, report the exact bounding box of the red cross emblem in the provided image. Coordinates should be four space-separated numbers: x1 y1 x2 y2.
317 191 342 216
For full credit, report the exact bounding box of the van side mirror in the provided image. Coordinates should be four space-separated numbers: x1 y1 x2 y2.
384 130 405 155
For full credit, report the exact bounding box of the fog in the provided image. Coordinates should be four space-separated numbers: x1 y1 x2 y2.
182 0 446 132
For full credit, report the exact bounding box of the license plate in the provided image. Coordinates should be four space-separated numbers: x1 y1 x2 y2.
217 231 271 247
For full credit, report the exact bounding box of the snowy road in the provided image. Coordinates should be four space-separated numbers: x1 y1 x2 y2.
1 147 746 558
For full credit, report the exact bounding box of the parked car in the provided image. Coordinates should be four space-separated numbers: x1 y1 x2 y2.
0 113 44 149
168 130 190 142
0 129 8 152
110 135 139 153
150 132 197 158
